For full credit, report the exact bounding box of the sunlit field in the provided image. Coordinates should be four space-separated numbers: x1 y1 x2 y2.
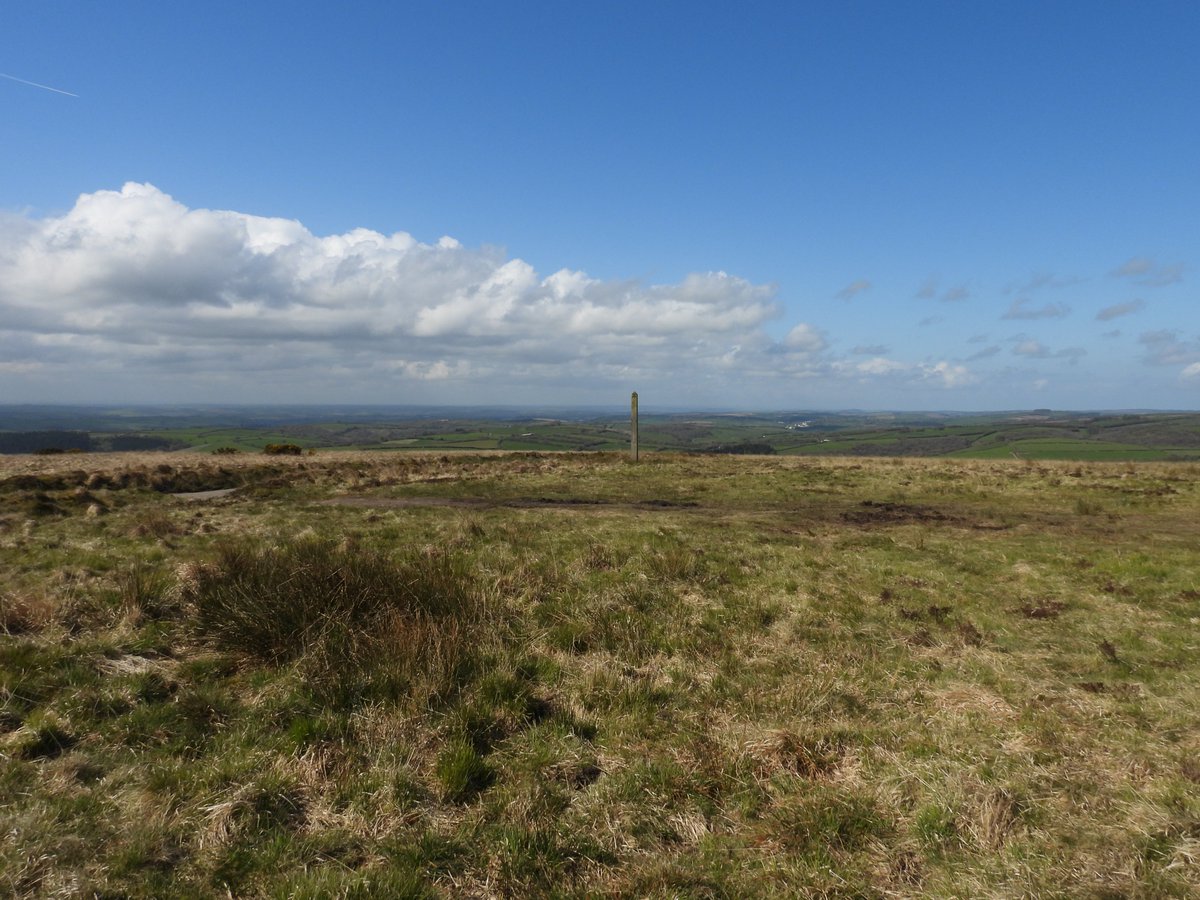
2 450 1198 897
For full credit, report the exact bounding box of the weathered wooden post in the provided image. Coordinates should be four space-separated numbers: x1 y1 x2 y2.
630 391 639 461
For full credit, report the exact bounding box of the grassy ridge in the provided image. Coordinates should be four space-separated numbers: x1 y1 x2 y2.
1 451 1198 896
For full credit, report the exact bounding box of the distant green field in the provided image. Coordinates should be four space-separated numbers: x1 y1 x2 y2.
144 421 1200 461
6 408 1199 461
140 428 316 452
950 438 1200 461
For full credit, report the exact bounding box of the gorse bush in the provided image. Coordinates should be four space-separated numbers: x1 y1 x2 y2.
262 443 304 456
180 537 493 704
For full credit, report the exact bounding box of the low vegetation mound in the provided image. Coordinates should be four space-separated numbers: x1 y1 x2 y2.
182 537 491 704
262 443 304 456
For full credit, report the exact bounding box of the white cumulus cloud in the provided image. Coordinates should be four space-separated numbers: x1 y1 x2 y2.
0 183 797 400
922 362 975 387
831 356 974 389
783 323 827 353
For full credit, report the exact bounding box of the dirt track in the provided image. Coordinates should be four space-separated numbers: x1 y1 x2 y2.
318 495 700 512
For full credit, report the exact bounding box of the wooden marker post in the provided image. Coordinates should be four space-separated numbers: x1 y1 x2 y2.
630 392 639 461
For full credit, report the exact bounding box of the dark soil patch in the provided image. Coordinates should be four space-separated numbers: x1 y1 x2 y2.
17 725 76 760
1099 640 1122 663
900 604 952 623
842 501 955 526
321 496 490 509
517 497 612 508
320 495 699 513
957 621 984 646
1021 601 1067 619
555 762 603 790
906 628 935 647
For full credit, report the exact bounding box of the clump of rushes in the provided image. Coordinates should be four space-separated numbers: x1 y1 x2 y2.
180 537 493 705
436 738 496 802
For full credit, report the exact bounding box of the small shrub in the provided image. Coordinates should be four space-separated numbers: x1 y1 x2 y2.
263 443 304 456
211 446 240 455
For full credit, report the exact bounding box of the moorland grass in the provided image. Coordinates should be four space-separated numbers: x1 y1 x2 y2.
0 450 1197 896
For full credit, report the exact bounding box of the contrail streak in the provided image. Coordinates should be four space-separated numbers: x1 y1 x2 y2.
1 72 79 98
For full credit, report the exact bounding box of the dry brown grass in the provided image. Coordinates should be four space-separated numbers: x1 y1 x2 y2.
0 590 58 635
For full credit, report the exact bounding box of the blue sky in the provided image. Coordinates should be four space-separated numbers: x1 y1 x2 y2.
2 1 1197 410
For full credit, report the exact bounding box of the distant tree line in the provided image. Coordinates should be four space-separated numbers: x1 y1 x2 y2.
0 431 182 454
704 442 777 455
0 431 93 454
102 434 182 452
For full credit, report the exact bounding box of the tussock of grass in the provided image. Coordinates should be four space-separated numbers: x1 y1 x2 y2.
435 739 495 802
181 537 494 706
0 591 58 635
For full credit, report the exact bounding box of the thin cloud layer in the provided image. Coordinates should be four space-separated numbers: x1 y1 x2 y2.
835 279 872 301
1008 272 1084 294
967 345 1001 361
915 277 971 303
1011 340 1086 364
1111 257 1184 287
1096 299 1146 321
1002 298 1071 320
1139 331 1200 377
